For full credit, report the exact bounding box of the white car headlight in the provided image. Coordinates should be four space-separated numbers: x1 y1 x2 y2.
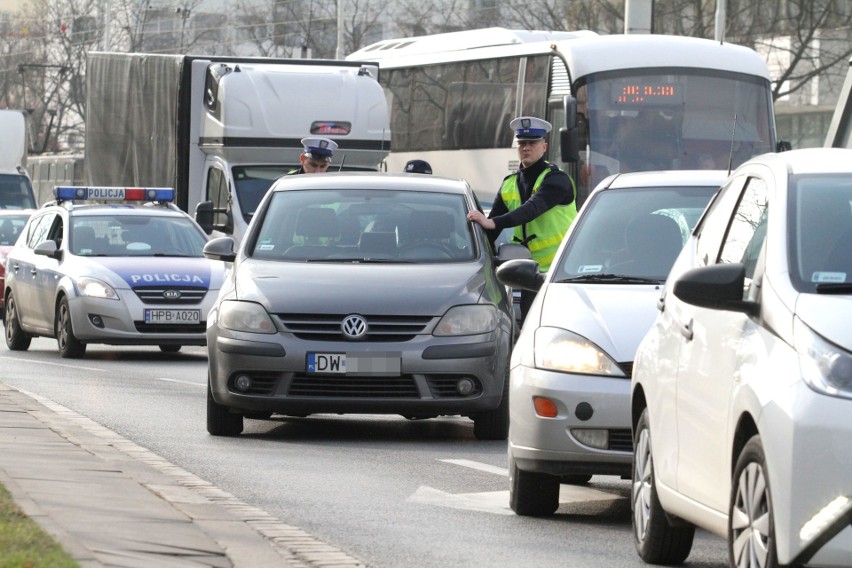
219 300 277 334
434 305 497 336
76 276 118 300
795 318 852 399
534 327 625 376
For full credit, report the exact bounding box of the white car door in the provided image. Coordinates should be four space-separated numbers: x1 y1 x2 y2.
675 174 770 512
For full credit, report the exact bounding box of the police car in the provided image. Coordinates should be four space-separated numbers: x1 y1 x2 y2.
4 186 224 358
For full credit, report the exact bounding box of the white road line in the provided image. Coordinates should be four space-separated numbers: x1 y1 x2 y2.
0 355 105 372
155 377 205 387
439 458 508 477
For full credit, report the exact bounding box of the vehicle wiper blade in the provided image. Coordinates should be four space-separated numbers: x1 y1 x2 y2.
554 273 663 284
305 257 414 264
815 282 852 294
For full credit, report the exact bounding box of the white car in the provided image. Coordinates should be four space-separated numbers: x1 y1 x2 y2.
631 148 852 567
497 170 724 516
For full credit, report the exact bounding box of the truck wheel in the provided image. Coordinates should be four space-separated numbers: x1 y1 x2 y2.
509 452 559 516
4 293 31 351
207 383 243 436
56 296 86 359
632 408 694 564
472 369 509 440
729 436 777 568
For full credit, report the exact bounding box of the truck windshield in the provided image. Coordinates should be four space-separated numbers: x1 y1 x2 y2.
232 166 293 223
0 174 37 210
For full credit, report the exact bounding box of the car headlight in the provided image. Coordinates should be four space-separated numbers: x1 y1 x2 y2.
218 300 277 334
434 305 497 336
795 317 852 399
534 327 625 376
76 276 118 300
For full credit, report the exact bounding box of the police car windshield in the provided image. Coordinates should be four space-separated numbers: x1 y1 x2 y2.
71 215 207 257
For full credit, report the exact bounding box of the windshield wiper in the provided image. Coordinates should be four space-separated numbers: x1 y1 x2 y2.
304 257 414 264
815 283 852 294
554 273 663 284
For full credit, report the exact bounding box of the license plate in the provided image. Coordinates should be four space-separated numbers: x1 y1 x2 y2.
144 309 200 324
306 352 401 376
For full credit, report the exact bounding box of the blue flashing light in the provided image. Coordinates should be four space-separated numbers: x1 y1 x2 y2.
54 186 176 203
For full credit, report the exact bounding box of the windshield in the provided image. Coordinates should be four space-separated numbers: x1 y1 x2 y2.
233 166 293 223
250 189 476 263
0 174 37 210
790 175 852 293
553 185 719 282
70 215 208 257
576 69 774 195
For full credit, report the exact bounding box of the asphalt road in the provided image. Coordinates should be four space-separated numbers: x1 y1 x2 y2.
1 337 729 567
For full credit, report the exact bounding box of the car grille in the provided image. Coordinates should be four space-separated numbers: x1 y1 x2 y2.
288 375 419 398
609 429 634 452
276 313 434 342
133 322 206 333
133 286 207 305
426 375 483 398
228 373 279 395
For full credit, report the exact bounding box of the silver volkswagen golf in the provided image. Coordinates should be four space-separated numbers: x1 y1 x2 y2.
203 173 524 439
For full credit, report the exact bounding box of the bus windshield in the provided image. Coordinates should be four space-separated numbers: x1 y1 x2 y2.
577 69 774 193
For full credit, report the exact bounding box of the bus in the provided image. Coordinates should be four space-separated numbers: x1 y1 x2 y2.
825 55 852 148
348 27 781 206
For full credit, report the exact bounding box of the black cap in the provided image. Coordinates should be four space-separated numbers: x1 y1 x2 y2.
404 159 432 174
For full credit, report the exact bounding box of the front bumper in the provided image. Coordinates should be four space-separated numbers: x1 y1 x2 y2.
508 363 632 478
207 326 511 416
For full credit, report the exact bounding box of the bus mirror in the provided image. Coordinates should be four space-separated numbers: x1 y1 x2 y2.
561 95 580 163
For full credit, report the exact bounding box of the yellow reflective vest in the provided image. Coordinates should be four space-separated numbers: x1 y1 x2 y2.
499 163 577 271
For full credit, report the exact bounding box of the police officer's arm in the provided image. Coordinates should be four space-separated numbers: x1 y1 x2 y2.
491 171 574 231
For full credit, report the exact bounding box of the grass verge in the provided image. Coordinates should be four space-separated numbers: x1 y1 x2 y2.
0 481 79 568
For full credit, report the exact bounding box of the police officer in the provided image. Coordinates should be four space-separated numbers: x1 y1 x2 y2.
467 116 577 323
404 159 432 174
289 137 339 174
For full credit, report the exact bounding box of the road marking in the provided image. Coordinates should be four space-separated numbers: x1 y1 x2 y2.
0 354 105 372
440 458 508 476
407 486 514 515
155 377 204 387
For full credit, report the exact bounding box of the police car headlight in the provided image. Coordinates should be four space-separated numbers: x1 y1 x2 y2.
434 305 497 336
76 277 118 300
219 300 277 334
534 327 625 376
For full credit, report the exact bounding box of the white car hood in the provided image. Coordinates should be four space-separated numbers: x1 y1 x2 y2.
537 283 664 363
796 293 852 351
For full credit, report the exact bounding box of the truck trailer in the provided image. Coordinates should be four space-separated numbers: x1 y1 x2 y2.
85 52 391 242
0 110 38 210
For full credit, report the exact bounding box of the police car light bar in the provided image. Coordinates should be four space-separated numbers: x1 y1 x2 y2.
54 186 176 203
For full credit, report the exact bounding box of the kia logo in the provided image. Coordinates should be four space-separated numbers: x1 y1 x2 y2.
163 289 182 300
341 314 368 339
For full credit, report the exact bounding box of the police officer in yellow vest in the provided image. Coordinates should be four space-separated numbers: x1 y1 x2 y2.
467 116 577 322
288 137 338 174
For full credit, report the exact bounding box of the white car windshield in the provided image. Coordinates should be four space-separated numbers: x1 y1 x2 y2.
251 189 476 263
70 215 208 257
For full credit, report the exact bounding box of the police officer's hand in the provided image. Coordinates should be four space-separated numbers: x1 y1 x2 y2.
467 210 495 230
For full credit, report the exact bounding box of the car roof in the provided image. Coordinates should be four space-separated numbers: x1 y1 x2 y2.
738 148 852 176
270 172 471 195
42 202 190 218
601 170 730 190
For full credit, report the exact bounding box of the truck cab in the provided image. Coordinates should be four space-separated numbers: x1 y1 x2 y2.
0 110 38 210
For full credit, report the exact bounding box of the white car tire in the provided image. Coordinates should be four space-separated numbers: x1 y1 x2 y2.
56 296 86 359
4 293 32 351
508 453 559 516
632 408 694 564
729 435 778 568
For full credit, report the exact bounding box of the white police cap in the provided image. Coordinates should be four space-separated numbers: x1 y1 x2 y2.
510 116 552 140
301 136 338 161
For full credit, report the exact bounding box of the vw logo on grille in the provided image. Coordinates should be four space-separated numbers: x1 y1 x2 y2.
163 289 182 300
341 314 368 339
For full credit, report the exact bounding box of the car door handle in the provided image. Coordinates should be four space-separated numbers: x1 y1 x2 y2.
680 318 693 341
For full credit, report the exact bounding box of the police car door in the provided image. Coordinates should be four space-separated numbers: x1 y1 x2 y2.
32 213 65 332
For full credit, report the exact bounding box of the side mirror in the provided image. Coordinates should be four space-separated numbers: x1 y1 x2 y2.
495 242 531 264
560 95 580 164
34 239 62 260
672 263 758 316
203 236 237 263
195 201 214 235
496 258 544 292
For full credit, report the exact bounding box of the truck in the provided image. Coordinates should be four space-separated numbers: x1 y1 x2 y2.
84 52 391 242
825 55 852 149
0 110 38 210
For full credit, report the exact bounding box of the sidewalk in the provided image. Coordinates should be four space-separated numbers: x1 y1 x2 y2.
0 383 364 567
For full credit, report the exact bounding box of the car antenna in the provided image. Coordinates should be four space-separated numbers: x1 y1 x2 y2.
338 153 346 172
727 113 738 176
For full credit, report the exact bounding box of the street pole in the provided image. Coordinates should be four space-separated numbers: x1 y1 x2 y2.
336 0 344 59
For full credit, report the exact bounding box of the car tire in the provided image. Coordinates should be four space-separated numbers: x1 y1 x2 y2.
207 383 243 436
729 436 778 568
159 345 182 353
4 293 32 351
632 408 694 564
472 369 510 440
509 452 559 516
56 296 86 359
